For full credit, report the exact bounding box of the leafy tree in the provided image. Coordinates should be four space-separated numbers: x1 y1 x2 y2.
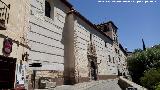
127 51 146 84
133 48 143 54
127 44 160 89
140 68 160 90
155 82 160 90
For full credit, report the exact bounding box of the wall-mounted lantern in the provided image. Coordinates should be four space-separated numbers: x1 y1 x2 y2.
22 52 29 61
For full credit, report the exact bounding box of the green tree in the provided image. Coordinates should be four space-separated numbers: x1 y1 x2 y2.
127 44 160 89
133 48 143 54
127 51 147 84
140 68 160 90
155 82 160 90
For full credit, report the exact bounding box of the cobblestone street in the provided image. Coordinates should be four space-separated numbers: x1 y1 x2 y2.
43 79 121 90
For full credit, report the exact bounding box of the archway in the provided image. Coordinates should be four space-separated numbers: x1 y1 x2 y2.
87 42 98 80
90 61 97 80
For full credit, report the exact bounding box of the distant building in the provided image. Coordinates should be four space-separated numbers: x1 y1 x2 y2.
0 0 129 89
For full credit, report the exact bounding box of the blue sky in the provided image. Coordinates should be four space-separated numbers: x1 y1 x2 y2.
69 0 160 51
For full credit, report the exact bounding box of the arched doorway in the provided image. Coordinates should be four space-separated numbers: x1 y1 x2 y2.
87 42 98 81
90 61 97 80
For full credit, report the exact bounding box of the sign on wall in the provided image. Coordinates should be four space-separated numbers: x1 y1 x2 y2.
3 38 13 54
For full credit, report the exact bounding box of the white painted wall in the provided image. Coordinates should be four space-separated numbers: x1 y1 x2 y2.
74 16 122 78
28 0 127 79
28 0 70 71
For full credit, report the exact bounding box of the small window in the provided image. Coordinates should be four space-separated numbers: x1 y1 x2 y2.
115 48 117 53
90 34 92 41
108 55 111 62
114 37 116 41
118 57 121 62
105 42 107 47
113 57 115 63
113 29 115 33
45 1 51 18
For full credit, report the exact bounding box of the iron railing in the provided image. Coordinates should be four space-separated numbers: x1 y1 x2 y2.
0 0 10 30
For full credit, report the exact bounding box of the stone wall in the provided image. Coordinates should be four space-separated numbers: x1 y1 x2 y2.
27 0 128 88
0 0 29 43
0 0 29 88
27 0 71 88
118 76 147 90
73 15 120 82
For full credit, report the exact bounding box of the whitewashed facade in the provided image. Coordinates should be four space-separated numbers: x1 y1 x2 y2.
26 0 128 89
27 0 71 88
0 0 128 89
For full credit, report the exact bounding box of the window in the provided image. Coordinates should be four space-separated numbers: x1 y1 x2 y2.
105 42 107 47
113 37 115 41
115 48 117 53
45 1 51 18
90 34 92 41
0 2 10 30
108 55 111 62
113 57 115 63
113 29 115 33
103 26 108 32
116 38 118 43
118 57 121 62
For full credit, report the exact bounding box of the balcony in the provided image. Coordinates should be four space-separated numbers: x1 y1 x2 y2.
0 0 10 30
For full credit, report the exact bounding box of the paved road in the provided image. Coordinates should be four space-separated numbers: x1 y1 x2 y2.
52 79 121 90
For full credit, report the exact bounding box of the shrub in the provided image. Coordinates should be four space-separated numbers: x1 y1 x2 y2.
140 68 160 90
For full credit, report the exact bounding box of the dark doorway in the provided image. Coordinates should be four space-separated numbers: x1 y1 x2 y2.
0 55 16 89
90 61 97 80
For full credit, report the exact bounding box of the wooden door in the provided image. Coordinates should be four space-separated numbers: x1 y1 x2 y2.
90 61 97 80
0 55 16 89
